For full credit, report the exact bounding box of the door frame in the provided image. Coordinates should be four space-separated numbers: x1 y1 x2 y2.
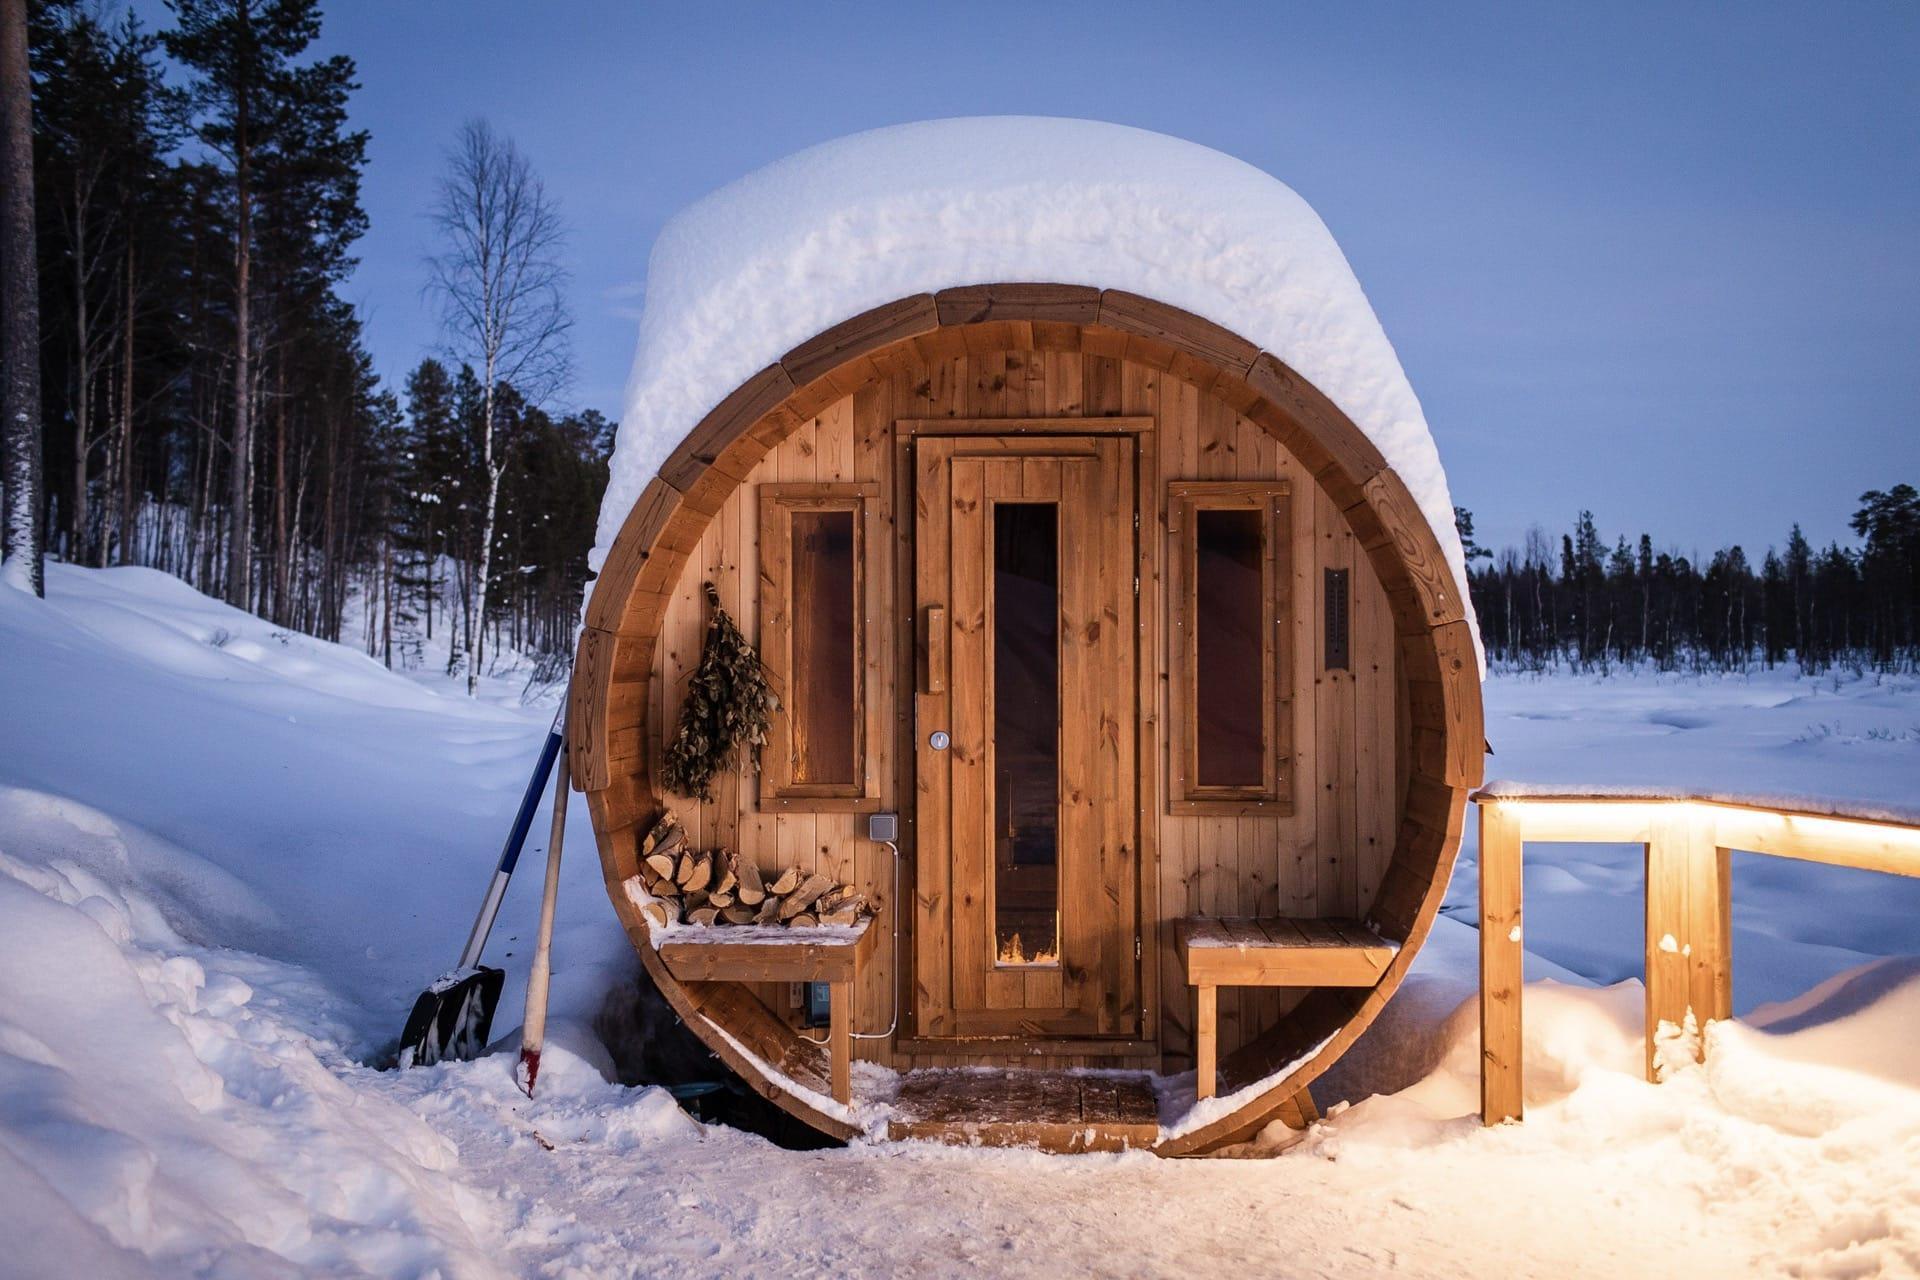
891 417 1161 1053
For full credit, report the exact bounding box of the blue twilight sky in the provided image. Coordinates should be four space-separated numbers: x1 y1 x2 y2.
157 1 1920 555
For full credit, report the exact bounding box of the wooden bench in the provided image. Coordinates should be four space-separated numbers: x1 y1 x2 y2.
656 919 879 1105
1177 917 1399 1099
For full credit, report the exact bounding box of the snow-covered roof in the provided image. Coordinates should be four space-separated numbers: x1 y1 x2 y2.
595 116 1476 647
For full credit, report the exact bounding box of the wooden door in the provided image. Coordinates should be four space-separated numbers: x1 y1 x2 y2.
913 435 1139 1039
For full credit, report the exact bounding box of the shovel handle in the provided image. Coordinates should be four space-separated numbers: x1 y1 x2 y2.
517 735 571 1097
457 703 565 971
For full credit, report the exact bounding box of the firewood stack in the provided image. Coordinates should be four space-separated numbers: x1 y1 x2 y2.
633 812 870 930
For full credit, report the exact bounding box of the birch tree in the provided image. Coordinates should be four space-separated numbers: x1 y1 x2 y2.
426 119 570 693
1 0 44 596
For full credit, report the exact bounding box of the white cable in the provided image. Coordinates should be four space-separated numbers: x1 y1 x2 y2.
797 838 901 1044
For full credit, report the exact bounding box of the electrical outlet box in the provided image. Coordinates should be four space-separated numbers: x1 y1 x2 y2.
803 982 832 1028
868 812 899 843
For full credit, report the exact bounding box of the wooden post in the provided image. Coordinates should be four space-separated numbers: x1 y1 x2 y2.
829 980 852 1105
1645 806 1731 1080
1695 839 1734 1028
1478 801 1523 1124
1644 809 1686 1081
1194 984 1217 1100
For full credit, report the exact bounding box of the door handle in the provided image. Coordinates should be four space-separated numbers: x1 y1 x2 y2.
922 605 947 694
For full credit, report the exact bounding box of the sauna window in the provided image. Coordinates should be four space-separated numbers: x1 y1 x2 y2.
992 501 1061 967
1168 481 1292 813
758 483 880 810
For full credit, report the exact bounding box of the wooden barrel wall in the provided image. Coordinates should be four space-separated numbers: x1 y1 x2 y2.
571 285 1482 1152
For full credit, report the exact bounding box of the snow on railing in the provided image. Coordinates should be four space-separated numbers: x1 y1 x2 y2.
1469 786 1920 1125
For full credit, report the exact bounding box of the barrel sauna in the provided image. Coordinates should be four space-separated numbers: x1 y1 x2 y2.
569 120 1483 1155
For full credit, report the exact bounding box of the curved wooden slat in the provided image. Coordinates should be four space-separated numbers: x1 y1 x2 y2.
782 295 939 387
1097 289 1259 375
935 282 1102 326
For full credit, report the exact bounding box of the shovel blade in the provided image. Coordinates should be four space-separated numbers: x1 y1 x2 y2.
396 966 505 1068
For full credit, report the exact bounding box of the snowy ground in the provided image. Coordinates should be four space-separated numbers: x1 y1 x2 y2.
2 566 1916 1277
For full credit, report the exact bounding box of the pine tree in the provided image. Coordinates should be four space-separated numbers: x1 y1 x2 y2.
164 0 364 610
31 4 168 565
1453 506 1492 562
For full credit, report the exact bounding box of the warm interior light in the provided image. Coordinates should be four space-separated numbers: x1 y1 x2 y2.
995 914 1061 966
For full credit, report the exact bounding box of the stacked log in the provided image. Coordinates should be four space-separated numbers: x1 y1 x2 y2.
633 813 870 930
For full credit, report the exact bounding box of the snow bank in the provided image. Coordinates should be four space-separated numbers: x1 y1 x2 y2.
596 116 1476 651
0 564 629 1040
0 791 506 1274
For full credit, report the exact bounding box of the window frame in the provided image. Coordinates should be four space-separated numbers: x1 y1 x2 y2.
1166 479 1293 815
757 481 882 811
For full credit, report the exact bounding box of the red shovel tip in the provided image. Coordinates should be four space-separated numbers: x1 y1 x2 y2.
516 1046 541 1098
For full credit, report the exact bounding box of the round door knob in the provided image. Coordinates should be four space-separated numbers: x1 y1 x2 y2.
928 730 951 751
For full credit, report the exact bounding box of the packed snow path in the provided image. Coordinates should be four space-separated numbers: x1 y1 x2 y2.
2 567 1916 1277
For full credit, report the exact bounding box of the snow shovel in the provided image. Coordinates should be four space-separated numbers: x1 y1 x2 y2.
395 703 565 1068
515 728 570 1097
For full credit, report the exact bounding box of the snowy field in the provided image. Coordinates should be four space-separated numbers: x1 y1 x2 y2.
2 566 1917 1278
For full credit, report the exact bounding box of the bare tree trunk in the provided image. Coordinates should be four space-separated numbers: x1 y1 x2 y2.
428 120 571 692
470 372 501 695
226 90 253 608
1 0 44 595
117 241 136 565
382 535 393 667
272 358 288 623
71 172 92 564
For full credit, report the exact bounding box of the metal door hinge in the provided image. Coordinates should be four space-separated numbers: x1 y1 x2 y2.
1135 935 1142 960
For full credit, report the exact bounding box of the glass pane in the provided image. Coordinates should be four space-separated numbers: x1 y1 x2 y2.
789 509 856 786
1195 506 1266 788
992 502 1060 966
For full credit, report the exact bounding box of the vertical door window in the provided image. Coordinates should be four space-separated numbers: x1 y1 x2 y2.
992 501 1060 965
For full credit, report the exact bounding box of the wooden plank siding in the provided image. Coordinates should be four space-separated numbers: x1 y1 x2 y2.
633 331 1404 1073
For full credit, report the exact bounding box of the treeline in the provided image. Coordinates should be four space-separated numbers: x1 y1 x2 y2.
1458 486 1920 673
19 1 605 676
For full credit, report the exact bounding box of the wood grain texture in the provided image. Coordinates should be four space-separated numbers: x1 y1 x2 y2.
1478 802 1523 1124
782 294 940 387
659 364 796 497
1097 290 1259 375
569 625 617 792
585 478 680 632
1242 352 1386 486
935 283 1103 327
1179 916 1396 986
887 1068 1158 1152
1360 468 1466 630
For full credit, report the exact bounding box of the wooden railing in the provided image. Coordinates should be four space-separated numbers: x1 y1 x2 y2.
1472 786 1920 1125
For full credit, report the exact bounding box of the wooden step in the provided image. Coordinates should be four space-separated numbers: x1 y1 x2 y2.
887 1069 1159 1153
